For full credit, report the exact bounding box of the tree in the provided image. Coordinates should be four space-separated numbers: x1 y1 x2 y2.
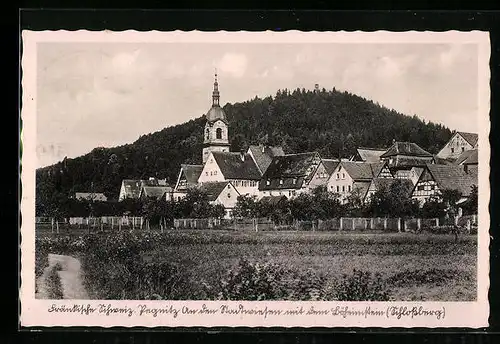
420 197 446 218
366 180 419 218
233 195 258 218
462 185 478 215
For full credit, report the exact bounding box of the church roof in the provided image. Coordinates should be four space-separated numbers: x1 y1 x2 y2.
206 105 228 124
212 152 262 180
248 145 285 175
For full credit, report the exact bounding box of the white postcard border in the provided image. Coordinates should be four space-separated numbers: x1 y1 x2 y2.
20 30 491 328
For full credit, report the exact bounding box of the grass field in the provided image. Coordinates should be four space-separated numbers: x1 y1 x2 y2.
35 229 477 301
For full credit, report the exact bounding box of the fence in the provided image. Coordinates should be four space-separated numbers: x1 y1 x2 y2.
36 216 147 233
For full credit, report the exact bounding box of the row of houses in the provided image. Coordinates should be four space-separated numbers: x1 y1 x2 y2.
83 75 480 219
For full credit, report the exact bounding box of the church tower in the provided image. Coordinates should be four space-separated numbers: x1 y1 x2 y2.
202 72 230 163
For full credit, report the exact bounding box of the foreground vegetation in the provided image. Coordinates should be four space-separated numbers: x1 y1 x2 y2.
35 230 477 301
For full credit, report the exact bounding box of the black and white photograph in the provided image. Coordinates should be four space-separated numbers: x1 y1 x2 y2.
20 30 490 328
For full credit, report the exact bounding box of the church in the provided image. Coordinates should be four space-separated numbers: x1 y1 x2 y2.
172 73 284 217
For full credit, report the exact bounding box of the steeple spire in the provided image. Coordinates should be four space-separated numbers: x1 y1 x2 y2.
212 69 220 106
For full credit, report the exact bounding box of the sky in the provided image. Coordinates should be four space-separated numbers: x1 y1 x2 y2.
36 42 479 168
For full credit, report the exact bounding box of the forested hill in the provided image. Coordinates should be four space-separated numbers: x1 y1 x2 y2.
36 87 452 201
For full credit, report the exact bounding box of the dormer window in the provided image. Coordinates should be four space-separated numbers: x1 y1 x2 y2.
293 178 297 184
266 180 270 186
279 179 283 185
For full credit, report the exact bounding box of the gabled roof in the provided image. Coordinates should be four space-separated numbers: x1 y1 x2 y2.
248 145 285 175
458 131 479 147
321 159 340 175
121 179 160 199
200 181 237 202
355 147 387 163
75 192 107 201
260 195 288 206
180 164 204 186
140 186 172 200
455 149 478 166
340 162 386 181
263 152 320 179
212 152 261 180
380 142 433 158
425 164 478 197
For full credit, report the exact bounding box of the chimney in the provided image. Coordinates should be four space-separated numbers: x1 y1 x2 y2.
240 150 245 162
261 145 265 153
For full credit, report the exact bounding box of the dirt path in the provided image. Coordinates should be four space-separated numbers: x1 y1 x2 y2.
36 254 89 299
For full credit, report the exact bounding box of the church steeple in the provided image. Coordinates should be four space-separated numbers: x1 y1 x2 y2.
212 70 220 106
203 71 230 163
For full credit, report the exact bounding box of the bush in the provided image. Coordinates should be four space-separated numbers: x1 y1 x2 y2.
46 263 64 299
387 268 470 288
204 258 327 301
329 269 391 301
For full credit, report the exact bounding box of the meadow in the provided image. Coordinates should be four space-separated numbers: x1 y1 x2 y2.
35 228 477 301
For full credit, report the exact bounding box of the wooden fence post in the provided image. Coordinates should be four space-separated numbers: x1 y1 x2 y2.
370 218 373 230
417 218 421 232
339 217 343 231
384 218 387 231
51 218 54 233
352 218 355 231
397 218 401 232
56 220 59 234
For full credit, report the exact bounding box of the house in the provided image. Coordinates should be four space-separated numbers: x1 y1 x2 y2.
198 151 261 197
307 158 340 190
364 178 414 203
247 144 285 175
454 149 478 174
200 181 240 219
118 178 165 201
379 141 435 180
139 186 173 201
258 152 323 199
351 147 387 163
327 161 392 204
436 131 478 160
173 164 204 201
411 164 478 205
74 192 108 202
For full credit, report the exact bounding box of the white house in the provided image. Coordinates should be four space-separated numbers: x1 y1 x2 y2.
200 181 240 219
327 161 392 204
436 131 478 160
198 151 261 197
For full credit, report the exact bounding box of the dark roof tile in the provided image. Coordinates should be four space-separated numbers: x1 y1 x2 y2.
212 152 261 180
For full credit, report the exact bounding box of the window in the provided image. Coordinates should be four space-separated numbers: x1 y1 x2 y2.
227 193 231 198
336 185 339 192
279 179 283 185
342 173 345 179
206 128 210 140
266 180 270 186
462 147 465 152
205 172 208 176
289 191 292 197
337 173 340 179
292 190 296 196
214 171 217 175
451 147 455 153
348 185 351 192
293 178 297 184
210 171 213 176
227 185 231 189
342 185 345 192
216 128 222 139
